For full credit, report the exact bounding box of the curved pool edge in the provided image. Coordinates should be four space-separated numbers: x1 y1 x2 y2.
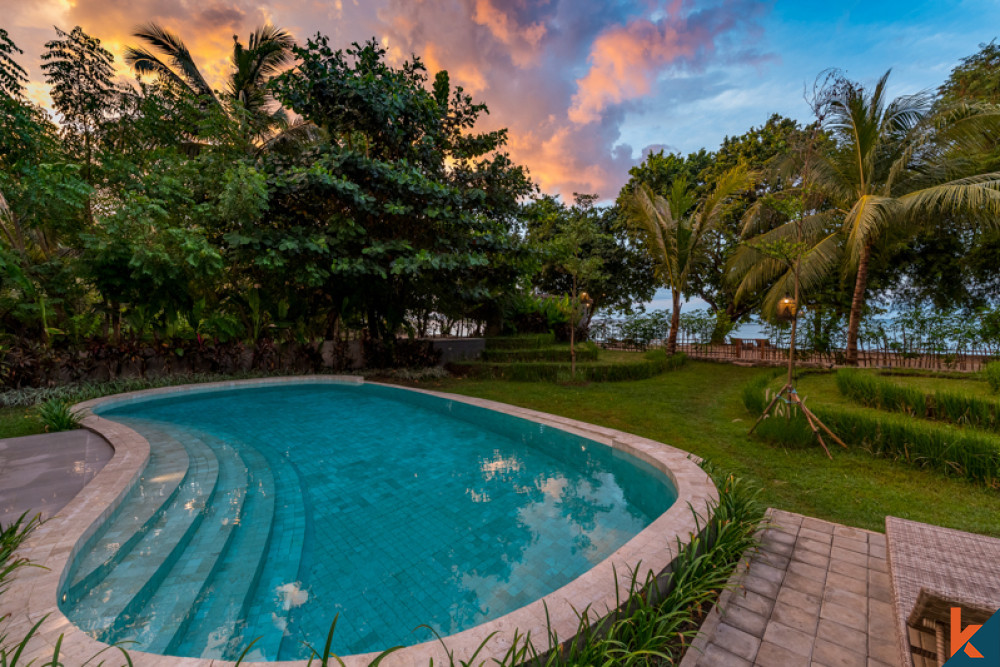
3 376 718 667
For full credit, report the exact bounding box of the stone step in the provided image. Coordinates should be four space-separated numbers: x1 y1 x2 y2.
67 421 189 596
122 432 251 655
239 442 309 661
70 428 221 638
166 437 277 659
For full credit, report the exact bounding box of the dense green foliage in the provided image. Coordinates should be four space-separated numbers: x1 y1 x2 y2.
0 26 551 384
523 194 656 316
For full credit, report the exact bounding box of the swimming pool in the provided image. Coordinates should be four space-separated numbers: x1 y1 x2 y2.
59 380 680 661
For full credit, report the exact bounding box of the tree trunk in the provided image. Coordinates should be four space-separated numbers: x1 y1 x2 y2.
570 276 577 378
667 289 681 354
845 241 872 366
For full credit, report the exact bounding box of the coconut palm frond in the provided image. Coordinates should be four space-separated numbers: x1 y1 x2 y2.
256 119 324 155
803 150 856 204
123 46 191 91
625 183 682 287
732 232 842 314
131 23 217 104
842 194 896 266
730 247 786 304
898 174 1000 228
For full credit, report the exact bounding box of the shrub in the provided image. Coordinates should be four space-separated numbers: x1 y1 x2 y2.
449 352 687 383
484 333 556 350
481 343 599 363
985 361 1000 394
36 398 82 432
744 375 1000 487
837 369 926 416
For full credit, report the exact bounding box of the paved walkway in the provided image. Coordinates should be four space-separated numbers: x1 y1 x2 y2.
0 429 113 524
682 509 899 667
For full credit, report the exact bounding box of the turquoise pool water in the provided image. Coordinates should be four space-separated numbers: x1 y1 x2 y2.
61 382 677 660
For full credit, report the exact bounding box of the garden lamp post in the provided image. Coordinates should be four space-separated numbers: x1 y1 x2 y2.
747 213 845 459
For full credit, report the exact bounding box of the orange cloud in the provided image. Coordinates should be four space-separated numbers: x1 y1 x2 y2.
510 124 610 194
471 0 546 68
569 0 765 125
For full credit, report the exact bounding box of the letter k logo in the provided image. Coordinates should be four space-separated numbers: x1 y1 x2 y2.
952 607 984 659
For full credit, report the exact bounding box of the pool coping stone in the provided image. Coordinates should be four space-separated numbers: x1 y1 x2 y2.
1 375 718 666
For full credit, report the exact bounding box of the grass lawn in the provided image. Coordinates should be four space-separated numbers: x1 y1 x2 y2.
424 360 1000 536
0 406 45 439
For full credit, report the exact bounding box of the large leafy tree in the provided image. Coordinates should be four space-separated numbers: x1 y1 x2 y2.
806 70 1000 364
524 194 656 316
624 167 753 353
41 26 117 196
233 37 533 346
885 41 1000 310
1 30 91 343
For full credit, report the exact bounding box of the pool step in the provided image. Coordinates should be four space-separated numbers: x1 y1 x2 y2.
71 430 221 638
66 422 189 596
122 432 251 655
164 438 277 659
239 442 309 661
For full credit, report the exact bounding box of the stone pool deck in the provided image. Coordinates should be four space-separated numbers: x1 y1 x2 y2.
0 429 114 525
681 508 899 667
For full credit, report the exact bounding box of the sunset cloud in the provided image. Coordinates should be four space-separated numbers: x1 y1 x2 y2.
569 0 769 124
5 0 775 199
471 0 547 68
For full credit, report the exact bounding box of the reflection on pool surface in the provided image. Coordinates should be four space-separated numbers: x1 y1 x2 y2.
62 382 677 660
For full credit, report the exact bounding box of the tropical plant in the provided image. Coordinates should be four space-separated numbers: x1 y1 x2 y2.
36 398 82 431
624 167 753 353
805 70 1000 364
124 22 296 144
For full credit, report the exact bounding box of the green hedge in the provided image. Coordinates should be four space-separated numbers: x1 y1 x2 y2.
449 351 687 383
837 369 1000 431
483 333 556 350
481 342 599 363
986 361 1000 394
742 374 1000 487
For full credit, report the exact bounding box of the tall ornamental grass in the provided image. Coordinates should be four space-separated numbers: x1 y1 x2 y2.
985 361 1000 394
744 373 1000 487
837 369 1000 431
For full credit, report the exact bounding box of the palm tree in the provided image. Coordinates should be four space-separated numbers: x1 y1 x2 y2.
124 23 294 142
728 195 842 320
805 70 1000 364
624 167 753 353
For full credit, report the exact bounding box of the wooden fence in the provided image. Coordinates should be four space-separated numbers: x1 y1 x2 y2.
590 321 997 372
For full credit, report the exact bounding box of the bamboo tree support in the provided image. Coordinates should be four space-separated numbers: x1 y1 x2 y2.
747 208 847 459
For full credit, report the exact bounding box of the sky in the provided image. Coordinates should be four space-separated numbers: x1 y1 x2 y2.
3 0 998 201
